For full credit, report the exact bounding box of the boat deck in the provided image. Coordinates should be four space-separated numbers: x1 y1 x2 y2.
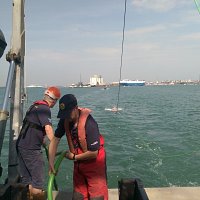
52 187 200 200
145 187 200 200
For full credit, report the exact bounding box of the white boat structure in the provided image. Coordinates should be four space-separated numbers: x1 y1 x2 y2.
120 79 145 86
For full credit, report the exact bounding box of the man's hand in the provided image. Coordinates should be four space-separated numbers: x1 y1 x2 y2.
65 151 75 160
49 163 56 175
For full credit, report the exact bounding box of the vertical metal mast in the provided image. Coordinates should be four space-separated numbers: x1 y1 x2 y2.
0 31 7 179
6 0 25 183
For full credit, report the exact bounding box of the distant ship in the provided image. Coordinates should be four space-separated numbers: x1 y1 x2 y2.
26 85 44 88
120 79 145 86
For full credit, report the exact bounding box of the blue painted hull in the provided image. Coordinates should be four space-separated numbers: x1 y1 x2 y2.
120 80 145 86
120 82 145 86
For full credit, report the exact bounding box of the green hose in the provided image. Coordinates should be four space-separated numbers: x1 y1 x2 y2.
43 144 63 190
47 150 66 200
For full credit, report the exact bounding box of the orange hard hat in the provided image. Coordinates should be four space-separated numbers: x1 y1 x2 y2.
45 86 61 100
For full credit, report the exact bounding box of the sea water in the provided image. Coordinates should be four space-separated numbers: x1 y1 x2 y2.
0 85 200 190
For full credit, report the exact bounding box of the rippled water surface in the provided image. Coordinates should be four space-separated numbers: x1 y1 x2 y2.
0 85 200 189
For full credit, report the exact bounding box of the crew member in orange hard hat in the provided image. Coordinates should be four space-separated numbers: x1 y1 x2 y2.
16 86 61 199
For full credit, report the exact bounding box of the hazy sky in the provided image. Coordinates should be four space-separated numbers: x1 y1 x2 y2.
0 0 200 86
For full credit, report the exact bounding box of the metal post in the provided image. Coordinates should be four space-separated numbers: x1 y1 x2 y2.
0 60 16 156
7 0 25 184
2 61 16 110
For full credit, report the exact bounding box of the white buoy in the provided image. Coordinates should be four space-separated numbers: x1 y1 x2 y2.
105 106 122 112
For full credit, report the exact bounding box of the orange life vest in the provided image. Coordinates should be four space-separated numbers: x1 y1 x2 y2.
64 107 104 154
33 100 49 106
